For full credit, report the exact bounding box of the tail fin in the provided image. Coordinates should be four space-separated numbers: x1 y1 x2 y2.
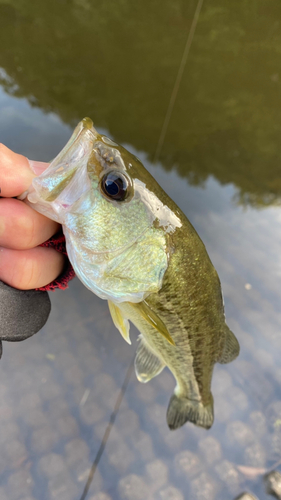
166 394 214 430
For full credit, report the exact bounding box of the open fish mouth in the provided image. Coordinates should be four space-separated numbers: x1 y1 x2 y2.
30 118 98 205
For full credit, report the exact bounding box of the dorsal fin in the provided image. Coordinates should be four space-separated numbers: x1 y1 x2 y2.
218 325 240 364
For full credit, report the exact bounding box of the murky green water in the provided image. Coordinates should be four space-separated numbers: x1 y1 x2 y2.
0 1 281 499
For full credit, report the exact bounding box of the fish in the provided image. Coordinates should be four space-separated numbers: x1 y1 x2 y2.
26 117 240 430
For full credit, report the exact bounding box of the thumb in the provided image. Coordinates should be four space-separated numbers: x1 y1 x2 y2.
0 144 48 198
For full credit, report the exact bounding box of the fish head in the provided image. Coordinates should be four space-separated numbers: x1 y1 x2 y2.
28 118 182 303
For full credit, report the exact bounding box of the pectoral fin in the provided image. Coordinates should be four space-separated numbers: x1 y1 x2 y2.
108 300 131 344
129 301 175 346
135 335 165 383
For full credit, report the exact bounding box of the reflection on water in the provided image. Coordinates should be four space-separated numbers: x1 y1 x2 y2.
0 0 281 498
0 0 281 206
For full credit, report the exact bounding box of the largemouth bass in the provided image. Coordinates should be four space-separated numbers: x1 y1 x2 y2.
27 118 240 430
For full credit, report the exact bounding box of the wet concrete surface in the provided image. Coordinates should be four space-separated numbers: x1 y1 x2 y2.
0 159 281 499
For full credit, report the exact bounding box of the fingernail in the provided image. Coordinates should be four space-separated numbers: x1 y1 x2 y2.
28 160 49 176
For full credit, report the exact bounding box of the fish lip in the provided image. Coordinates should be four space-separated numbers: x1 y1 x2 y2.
31 118 98 204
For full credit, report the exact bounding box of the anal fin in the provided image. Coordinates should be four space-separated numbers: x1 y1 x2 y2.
166 394 214 430
108 300 131 344
218 325 240 364
135 335 165 383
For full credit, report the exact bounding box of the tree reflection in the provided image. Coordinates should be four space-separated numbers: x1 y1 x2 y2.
0 0 280 206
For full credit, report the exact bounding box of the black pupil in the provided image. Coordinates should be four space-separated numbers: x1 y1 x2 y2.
102 172 127 200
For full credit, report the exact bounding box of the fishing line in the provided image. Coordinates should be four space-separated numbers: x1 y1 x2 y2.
154 0 204 163
79 4 204 497
79 357 135 500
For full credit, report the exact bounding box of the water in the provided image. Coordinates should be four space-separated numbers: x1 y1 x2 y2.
0 0 281 499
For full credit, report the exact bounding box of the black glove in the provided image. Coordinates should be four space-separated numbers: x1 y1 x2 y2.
0 280 51 358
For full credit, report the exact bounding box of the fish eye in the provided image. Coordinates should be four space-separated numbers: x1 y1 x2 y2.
100 170 129 201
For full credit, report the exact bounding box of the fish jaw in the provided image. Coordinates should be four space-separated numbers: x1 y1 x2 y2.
27 118 99 223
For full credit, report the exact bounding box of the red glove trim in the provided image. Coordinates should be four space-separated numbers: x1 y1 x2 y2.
36 232 75 292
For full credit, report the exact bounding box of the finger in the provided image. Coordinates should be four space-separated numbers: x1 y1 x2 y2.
0 144 49 197
0 198 60 249
0 246 65 290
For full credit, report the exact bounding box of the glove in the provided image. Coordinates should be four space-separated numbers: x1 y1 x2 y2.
0 281 51 357
0 232 75 358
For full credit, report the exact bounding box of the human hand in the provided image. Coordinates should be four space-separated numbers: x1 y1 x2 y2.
0 143 67 355
0 143 65 289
